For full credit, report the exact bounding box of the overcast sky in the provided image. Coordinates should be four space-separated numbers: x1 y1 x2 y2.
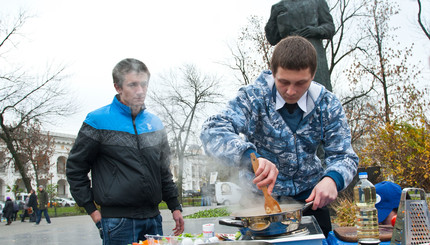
1 0 429 135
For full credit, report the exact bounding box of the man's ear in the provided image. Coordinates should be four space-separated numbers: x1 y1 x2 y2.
114 83 122 94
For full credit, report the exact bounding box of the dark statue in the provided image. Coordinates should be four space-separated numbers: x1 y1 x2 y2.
265 0 335 91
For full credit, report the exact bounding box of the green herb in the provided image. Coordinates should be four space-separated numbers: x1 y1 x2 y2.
184 207 231 219
234 231 242 240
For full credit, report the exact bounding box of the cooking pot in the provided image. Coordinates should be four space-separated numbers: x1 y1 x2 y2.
219 201 313 237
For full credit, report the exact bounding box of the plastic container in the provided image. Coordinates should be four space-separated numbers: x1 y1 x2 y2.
353 172 380 244
144 234 179 245
202 223 215 241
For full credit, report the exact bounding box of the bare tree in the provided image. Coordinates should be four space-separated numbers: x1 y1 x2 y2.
344 0 427 129
326 0 368 78
15 121 56 188
0 148 6 170
222 15 273 86
148 64 223 202
225 43 252 86
0 12 77 192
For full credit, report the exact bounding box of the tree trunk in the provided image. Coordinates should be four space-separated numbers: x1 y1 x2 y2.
177 153 184 204
0 118 32 191
3 136 32 192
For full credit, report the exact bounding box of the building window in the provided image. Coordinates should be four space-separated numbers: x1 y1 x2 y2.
57 156 66 174
57 179 67 196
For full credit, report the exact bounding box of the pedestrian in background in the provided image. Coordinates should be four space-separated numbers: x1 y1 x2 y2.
35 185 51 225
20 194 30 222
12 199 19 221
201 183 211 206
2 197 14 225
375 181 402 226
21 189 38 222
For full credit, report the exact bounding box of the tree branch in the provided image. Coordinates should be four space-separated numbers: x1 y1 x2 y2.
417 0 430 40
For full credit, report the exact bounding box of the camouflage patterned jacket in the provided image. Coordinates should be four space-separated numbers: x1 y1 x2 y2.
200 70 358 198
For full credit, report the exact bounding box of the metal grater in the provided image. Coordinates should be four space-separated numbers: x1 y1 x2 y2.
391 188 430 245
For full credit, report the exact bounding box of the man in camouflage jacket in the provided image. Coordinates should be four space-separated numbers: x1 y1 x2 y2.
200 36 358 237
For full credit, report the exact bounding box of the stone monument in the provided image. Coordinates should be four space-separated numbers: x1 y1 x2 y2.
265 0 335 91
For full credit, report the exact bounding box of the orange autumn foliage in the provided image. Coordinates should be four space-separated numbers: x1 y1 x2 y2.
360 121 430 192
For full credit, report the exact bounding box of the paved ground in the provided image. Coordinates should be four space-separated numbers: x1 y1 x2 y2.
0 206 238 245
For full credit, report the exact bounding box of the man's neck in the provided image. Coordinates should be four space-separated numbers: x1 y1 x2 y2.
116 95 143 117
130 106 142 118
285 103 298 114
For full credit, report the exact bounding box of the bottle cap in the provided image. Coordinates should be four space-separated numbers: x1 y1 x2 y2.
359 172 368 179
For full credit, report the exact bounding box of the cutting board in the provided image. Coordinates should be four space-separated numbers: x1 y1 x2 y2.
333 225 393 242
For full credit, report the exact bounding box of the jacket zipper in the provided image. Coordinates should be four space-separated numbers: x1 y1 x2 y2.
292 133 298 195
132 114 156 198
132 118 140 149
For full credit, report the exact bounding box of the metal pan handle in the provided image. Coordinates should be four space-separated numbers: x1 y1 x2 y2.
219 218 245 228
302 201 314 212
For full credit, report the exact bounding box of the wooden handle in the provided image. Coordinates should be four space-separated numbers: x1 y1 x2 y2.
251 153 259 173
251 153 268 196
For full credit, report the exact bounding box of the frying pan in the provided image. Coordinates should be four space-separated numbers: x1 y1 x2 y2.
219 201 313 236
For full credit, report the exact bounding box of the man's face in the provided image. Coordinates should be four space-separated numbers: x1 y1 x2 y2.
274 67 314 104
114 71 149 109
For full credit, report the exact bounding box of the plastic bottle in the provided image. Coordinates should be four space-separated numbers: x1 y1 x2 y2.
353 172 380 244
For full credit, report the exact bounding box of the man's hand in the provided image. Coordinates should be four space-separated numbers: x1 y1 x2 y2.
294 26 322 38
90 210 102 223
90 210 103 239
172 210 184 236
252 158 279 195
305 177 338 210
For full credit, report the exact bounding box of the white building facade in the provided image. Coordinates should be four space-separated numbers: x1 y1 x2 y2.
0 132 75 201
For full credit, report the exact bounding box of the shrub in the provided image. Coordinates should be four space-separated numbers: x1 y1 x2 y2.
360 122 430 191
331 195 357 227
74 204 87 214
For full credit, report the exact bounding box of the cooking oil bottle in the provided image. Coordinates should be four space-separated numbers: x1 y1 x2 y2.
354 172 380 244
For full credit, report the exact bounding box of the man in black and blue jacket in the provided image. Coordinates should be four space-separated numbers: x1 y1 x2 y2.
66 58 184 245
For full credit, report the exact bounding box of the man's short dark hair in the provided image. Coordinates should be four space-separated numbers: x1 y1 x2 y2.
112 58 150 87
270 36 317 76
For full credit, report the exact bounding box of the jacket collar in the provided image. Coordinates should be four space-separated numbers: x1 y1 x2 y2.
304 82 323 117
261 70 323 117
113 94 146 116
273 86 308 113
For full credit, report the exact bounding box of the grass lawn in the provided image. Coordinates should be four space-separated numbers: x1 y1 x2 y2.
25 199 210 218
23 206 86 218
47 206 85 217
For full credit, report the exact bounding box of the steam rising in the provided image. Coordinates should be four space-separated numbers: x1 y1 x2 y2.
206 155 304 216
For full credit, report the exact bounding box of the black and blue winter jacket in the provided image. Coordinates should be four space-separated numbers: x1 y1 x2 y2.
66 95 180 218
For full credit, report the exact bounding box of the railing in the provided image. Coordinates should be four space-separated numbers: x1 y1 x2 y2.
182 197 203 207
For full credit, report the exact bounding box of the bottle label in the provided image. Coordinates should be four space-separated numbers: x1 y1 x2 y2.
202 223 215 239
